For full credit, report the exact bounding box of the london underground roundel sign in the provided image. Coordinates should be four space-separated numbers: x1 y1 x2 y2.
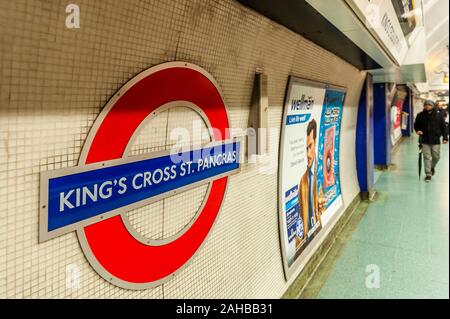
39 62 241 289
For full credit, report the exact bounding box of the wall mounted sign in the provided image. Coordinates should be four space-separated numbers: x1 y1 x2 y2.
39 62 241 289
391 0 418 38
346 0 409 65
278 76 346 279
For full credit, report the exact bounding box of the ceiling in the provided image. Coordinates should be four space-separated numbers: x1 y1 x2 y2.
422 0 449 92
236 0 381 70
238 0 448 93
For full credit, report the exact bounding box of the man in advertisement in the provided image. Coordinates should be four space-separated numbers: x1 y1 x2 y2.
295 119 325 249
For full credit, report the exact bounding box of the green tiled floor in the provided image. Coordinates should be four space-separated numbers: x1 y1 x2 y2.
317 136 449 299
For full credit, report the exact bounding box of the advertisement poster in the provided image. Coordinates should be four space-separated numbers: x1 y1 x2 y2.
316 90 345 226
279 77 346 277
391 103 403 145
390 89 407 146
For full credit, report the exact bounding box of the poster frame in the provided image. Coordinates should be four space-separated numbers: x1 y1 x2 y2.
278 75 347 281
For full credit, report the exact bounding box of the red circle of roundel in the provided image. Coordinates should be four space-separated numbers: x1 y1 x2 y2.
77 63 230 288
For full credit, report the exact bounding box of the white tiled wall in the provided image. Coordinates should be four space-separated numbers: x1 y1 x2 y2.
0 0 366 298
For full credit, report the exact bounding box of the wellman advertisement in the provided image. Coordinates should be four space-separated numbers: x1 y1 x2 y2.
279 76 346 278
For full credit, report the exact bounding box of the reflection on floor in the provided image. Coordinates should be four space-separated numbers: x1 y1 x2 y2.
374 167 383 185
302 136 449 299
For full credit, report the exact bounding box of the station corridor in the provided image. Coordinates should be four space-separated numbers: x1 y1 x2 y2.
302 137 449 299
1 0 449 302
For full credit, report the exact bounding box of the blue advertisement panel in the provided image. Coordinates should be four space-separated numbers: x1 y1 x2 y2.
279 77 346 278
317 89 345 212
41 140 240 238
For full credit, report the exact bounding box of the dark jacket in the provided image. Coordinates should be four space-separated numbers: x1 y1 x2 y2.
414 109 449 145
437 108 449 138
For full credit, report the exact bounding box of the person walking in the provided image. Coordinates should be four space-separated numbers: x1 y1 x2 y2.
437 102 449 138
414 100 449 182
